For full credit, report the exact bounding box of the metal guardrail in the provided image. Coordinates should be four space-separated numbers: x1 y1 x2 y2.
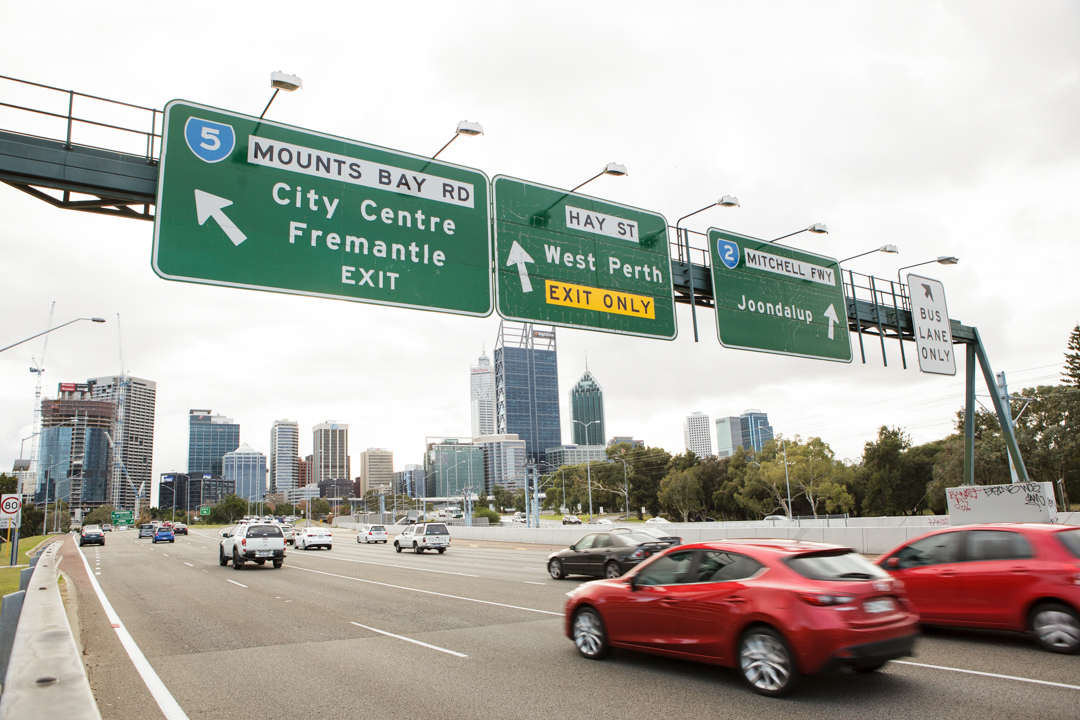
0 541 100 720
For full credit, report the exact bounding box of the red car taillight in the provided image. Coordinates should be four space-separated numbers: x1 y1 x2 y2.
798 592 854 607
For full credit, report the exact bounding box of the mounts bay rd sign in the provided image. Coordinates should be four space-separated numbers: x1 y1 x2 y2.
154 101 492 316
709 229 851 362
492 176 676 339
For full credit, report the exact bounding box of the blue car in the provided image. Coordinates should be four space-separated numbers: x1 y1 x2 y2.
152 527 175 544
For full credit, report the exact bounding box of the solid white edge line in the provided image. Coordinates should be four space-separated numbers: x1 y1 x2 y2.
295 551 479 577
893 661 1080 691
350 622 467 657
287 565 561 615
226 579 248 588
76 545 190 720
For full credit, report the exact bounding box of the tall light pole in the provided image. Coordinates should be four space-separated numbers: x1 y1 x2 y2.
675 196 740 342
571 419 602 523
839 245 898 264
612 456 630 519
897 256 959 307
432 121 484 159
1 317 105 354
770 223 829 244
781 439 793 521
260 71 302 119
571 163 627 193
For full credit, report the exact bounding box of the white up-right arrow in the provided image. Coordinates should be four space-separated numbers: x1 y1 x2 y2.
195 189 248 246
824 303 839 340
506 241 535 293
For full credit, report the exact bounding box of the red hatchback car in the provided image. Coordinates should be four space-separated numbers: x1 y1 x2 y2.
564 539 920 697
877 523 1080 654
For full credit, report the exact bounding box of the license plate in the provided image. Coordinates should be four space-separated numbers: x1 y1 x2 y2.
256 550 273 557
864 598 895 614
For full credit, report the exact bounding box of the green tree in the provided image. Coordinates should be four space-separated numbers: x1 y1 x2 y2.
786 437 856 518
1064 323 1080 387
0 474 18 495
624 446 672 518
45 500 71 533
208 495 249 524
862 427 925 516
473 506 501 525
20 503 43 537
84 505 117 526
310 498 331 518
512 489 526 513
657 470 703 523
491 485 513 512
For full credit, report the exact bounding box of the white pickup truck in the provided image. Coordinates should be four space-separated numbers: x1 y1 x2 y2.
219 524 286 569
394 522 451 554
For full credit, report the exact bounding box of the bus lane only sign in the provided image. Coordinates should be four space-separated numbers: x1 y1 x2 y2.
154 101 492 317
907 273 955 375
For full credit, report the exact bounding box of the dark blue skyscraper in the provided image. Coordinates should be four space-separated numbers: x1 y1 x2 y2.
570 369 605 445
187 410 240 478
740 409 774 452
494 322 562 466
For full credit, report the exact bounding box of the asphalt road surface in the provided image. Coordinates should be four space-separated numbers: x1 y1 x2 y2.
54 528 1080 720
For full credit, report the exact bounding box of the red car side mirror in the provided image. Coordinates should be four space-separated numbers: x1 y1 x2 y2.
886 557 900 569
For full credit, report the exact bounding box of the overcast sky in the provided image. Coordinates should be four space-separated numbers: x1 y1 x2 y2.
2 2 1078 506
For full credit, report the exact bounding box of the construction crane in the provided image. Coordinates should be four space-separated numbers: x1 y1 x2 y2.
26 302 55 493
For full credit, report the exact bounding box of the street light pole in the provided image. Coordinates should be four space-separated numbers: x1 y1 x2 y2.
674 197 740 342
571 419 602 523
782 439 792 521
896 257 960 307
1 317 106 354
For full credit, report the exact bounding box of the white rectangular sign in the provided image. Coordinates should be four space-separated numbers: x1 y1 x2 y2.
564 206 639 242
744 248 836 286
0 494 21 528
907 273 955 375
946 481 1059 525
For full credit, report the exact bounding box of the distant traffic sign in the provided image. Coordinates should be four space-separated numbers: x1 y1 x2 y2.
112 510 134 524
154 101 493 317
200 506 211 517
492 176 676 339
0 494 21 529
907 273 955 375
709 229 851 362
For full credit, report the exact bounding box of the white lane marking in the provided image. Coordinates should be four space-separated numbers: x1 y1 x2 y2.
286 565 560 616
893 661 1080 691
525 581 546 585
349 621 467 657
162 554 169 557
76 546 189 720
297 552 478 577
184 562 194 567
226 579 247 588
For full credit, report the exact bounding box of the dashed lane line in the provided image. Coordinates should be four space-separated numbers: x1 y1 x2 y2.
184 562 194 567
349 621 468 658
226 579 247 588
292 551 479 578
893 661 1080 691
285 564 561 616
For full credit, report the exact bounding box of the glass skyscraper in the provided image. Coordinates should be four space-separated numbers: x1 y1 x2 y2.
569 369 605 445
716 416 744 458
90 375 157 511
470 352 496 438
188 410 240 478
424 438 485 498
270 419 300 494
36 383 115 518
494 322 562 466
222 444 267 502
740 410 774 453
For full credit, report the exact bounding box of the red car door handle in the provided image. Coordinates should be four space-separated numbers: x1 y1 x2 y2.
659 598 683 607
723 597 747 605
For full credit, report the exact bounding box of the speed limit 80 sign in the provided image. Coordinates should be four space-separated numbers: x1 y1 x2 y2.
0 494 21 528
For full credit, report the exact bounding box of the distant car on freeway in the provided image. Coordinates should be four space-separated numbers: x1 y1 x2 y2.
172 523 188 535
547 530 676 580
138 524 155 539
219 523 286 569
878 523 1080 654
357 525 388 544
562 515 582 525
153 526 175 544
281 525 296 545
296 527 333 550
395 523 450 554
645 517 671 525
511 512 526 523
101 523 113 532
594 518 614 527
623 526 681 546
565 539 919 696
80 525 105 547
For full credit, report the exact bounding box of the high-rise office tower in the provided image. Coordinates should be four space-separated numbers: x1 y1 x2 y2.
569 369 605 445
187 410 240 478
269 419 300 494
359 448 394 495
474 433 527 493
90 375 157 511
494 322 561 466
222 444 267 502
299 455 312 487
312 421 350 485
683 411 713 458
715 416 745 458
424 438 484 498
36 383 116 519
393 464 426 498
470 351 496 438
741 409 774 453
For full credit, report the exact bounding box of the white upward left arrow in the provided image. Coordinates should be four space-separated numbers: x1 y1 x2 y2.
824 303 839 340
195 189 247 246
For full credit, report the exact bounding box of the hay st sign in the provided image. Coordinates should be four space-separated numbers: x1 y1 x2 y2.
492 176 676 339
154 101 492 317
709 229 851 362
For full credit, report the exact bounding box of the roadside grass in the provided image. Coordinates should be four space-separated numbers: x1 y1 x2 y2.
0 567 22 597
0 534 53 568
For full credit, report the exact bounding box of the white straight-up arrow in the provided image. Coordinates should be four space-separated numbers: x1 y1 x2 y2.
194 189 247 246
824 303 839 340
506 240 535 293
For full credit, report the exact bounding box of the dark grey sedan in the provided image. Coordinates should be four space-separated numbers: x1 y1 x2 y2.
547 531 676 580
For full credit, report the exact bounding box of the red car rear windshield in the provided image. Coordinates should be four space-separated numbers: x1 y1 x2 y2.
1057 529 1080 558
786 551 889 581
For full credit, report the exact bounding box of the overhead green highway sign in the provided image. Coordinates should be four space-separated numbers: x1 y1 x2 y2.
709 229 851 362
153 101 492 317
491 176 676 339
